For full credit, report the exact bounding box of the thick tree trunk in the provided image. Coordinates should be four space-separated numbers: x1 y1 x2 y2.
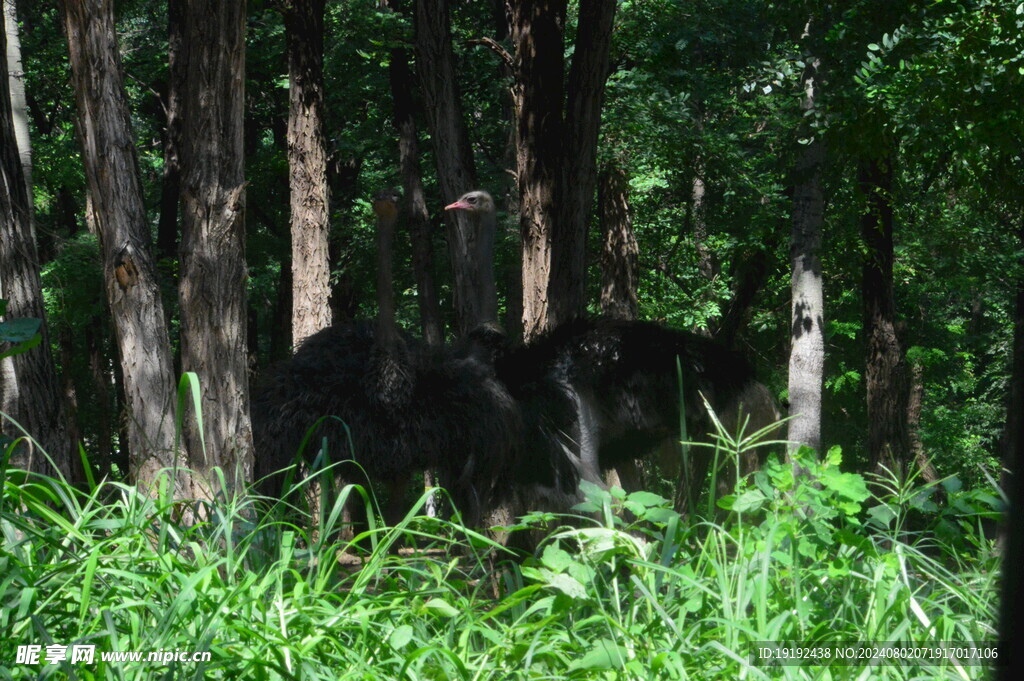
598 163 638 320
999 214 1024 681
414 0 491 336
860 153 910 475
786 58 826 455
178 0 254 494
1 10 69 478
509 0 565 339
385 0 442 346
285 0 332 347
548 0 616 326
62 0 179 488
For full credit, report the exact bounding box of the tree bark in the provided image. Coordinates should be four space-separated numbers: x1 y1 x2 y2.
548 0 616 327
285 0 332 347
598 162 638 320
1 6 69 478
786 57 826 455
414 0 491 336
509 0 565 339
156 0 184 264
63 0 179 487
386 0 442 346
860 153 910 475
999 213 1024 681
178 0 254 494
85 322 113 478
4 0 30 198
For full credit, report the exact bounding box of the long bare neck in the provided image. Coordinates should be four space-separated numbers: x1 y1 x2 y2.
475 207 498 326
374 199 399 346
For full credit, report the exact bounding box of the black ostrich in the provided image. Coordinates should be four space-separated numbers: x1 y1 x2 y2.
489 318 781 513
251 190 520 529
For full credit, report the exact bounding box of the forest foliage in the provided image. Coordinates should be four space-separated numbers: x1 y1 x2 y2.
9 0 1019 482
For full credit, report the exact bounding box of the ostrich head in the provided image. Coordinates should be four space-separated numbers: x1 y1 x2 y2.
444 190 495 215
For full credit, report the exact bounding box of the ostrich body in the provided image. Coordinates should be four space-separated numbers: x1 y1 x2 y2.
490 318 780 512
252 190 520 528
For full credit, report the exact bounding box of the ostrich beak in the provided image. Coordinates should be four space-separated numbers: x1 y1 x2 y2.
444 200 470 211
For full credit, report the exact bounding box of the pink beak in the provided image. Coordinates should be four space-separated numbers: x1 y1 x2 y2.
444 200 470 211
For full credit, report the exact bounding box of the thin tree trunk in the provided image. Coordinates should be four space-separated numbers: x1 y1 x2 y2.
509 0 566 339
4 0 30 199
414 0 490 336
155 0 183 264
270 262 292 362
178 0 254 494
86 322 113 478
285 0 332 347
689 166 718 283
786 56 826 456
63 0 183 486
860 153 910 475
598 162 638 320
905 356 938 482
58 326 83 483
385 0 442 346
548 0 616 326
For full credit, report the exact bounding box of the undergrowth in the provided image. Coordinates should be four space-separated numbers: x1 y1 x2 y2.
0 427 1002 680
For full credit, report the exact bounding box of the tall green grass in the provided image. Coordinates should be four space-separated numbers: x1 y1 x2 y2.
1 423 1001 680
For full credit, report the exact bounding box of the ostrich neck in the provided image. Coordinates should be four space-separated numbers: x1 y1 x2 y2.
376 214 398 346
474 210 498 326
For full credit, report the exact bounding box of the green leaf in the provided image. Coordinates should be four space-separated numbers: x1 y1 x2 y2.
732 489 767 513
422 598 459 618
625 490 669 508
568 639 630 671
389 624 414 649
541 544 574 572
0 317 41 343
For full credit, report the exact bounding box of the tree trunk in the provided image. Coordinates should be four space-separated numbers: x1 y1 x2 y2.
509 0 565 339
63 0 184 487
270 262 292 362
999 214 1024 681
1 7 69 478
178 0 254 494
548 0 616 327
285 0 332 347
58 326 83 483
156 0 184 263
786 57 826 456
4 0 30 198
905 356 938 483
598 162 638 320
385 0 442 346
414 0 491 336
86 322 113 479
860 153 910 475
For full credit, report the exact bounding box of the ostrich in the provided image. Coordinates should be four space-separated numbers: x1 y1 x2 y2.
489 318 781 514
251 190 520 530
444 190 498 329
